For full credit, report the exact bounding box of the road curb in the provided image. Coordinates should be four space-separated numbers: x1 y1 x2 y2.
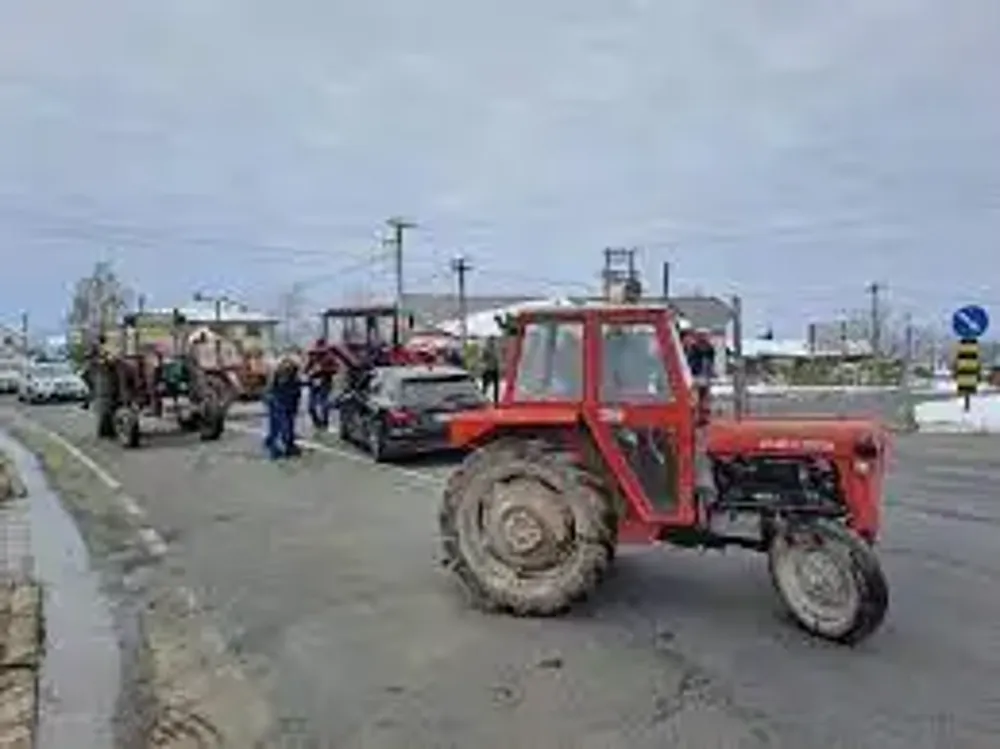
0 442 42 749
0 577 43 749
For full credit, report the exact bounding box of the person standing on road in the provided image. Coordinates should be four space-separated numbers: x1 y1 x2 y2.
480 336 501 404
305 338 336 431
264 354 302 459
81 333 111 410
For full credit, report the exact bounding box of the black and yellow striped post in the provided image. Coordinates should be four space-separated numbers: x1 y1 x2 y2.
954 337 981 411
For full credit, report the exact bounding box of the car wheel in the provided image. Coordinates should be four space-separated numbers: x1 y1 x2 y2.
337 409 350 442
367 417 389 463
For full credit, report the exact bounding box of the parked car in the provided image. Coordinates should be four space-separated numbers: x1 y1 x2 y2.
0 357 22 394
18 360 89 404
337 365 489 461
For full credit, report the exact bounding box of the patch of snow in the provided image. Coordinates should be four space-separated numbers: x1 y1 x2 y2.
915 393 1000 433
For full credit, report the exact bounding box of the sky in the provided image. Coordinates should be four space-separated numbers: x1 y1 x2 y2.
1 0 998 336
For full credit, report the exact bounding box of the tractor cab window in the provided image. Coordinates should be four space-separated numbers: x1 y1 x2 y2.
513 321 583 400
600 322 671 403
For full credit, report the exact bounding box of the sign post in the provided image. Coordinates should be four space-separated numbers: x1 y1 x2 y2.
951 305 989 411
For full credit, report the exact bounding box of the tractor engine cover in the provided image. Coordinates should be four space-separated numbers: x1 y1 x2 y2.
712 456 841 509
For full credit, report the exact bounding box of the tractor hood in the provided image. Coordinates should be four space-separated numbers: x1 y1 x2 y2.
706 417 888 459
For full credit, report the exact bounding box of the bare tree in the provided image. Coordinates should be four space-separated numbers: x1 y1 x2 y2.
274 282 312 348
66 261 133 341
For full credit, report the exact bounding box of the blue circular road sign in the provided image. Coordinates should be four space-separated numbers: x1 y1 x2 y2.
952 304 990 339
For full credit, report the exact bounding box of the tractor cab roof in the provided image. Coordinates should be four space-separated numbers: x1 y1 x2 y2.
510 303 679 324
321 304 400 319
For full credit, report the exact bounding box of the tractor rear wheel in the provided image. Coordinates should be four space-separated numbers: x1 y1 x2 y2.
198 395 225 442
94 369 116 439
439 437 616 616
768 518 888 645
114 407 140 449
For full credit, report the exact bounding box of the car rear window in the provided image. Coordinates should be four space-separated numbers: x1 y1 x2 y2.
33 364 74 378
399 374 484 407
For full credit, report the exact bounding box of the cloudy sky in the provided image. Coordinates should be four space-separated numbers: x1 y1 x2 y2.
1 0 998 335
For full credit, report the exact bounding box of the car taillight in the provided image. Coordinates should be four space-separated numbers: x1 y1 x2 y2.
387 408 415 425
853 436 880 475
854 436 879 459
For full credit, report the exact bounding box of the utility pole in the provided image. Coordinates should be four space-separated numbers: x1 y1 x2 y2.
450 254 472 348
902 313 914 384
20 311 28 355
731 295 746 420
386 216 416 309
899 312 915 427
602 248 613 298
867 281 884 358
661 261 671 300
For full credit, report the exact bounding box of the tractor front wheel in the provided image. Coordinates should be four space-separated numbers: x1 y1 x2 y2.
768 518 888 645
439 437 616 616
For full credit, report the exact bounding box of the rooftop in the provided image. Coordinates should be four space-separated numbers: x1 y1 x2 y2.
143 301 279 324
740 337 873 358
402 292 542 327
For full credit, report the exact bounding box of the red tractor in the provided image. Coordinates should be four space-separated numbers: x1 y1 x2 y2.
439 304 890 644
320 305 419 369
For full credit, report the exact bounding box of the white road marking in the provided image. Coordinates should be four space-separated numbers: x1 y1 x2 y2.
120 495 146 519
13 414 153 519
17 417 122 490
228 422 444 487
139 527 168 556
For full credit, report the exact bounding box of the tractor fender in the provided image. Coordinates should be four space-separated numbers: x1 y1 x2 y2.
447 404 581 451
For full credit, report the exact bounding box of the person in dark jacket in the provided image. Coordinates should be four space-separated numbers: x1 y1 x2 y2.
80 334 110 410
480 336 501 404
683 329 716 424
264 354 302 459
305 338 336 431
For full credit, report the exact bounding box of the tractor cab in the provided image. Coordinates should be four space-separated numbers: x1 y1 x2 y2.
321 305 416 366
440 302 890 645
460 305 700 525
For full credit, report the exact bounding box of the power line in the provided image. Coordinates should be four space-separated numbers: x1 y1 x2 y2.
0 204 387 265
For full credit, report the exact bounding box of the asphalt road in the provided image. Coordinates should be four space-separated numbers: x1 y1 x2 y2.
6 396 1000 748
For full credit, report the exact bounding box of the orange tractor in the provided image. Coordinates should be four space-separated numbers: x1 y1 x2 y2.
439 304 890 644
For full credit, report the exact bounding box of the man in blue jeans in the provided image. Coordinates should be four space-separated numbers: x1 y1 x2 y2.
305 338 336 431
264 354 303 459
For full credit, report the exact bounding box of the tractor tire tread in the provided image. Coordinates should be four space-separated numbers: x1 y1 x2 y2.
769 518 888 645
440 436 616 617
